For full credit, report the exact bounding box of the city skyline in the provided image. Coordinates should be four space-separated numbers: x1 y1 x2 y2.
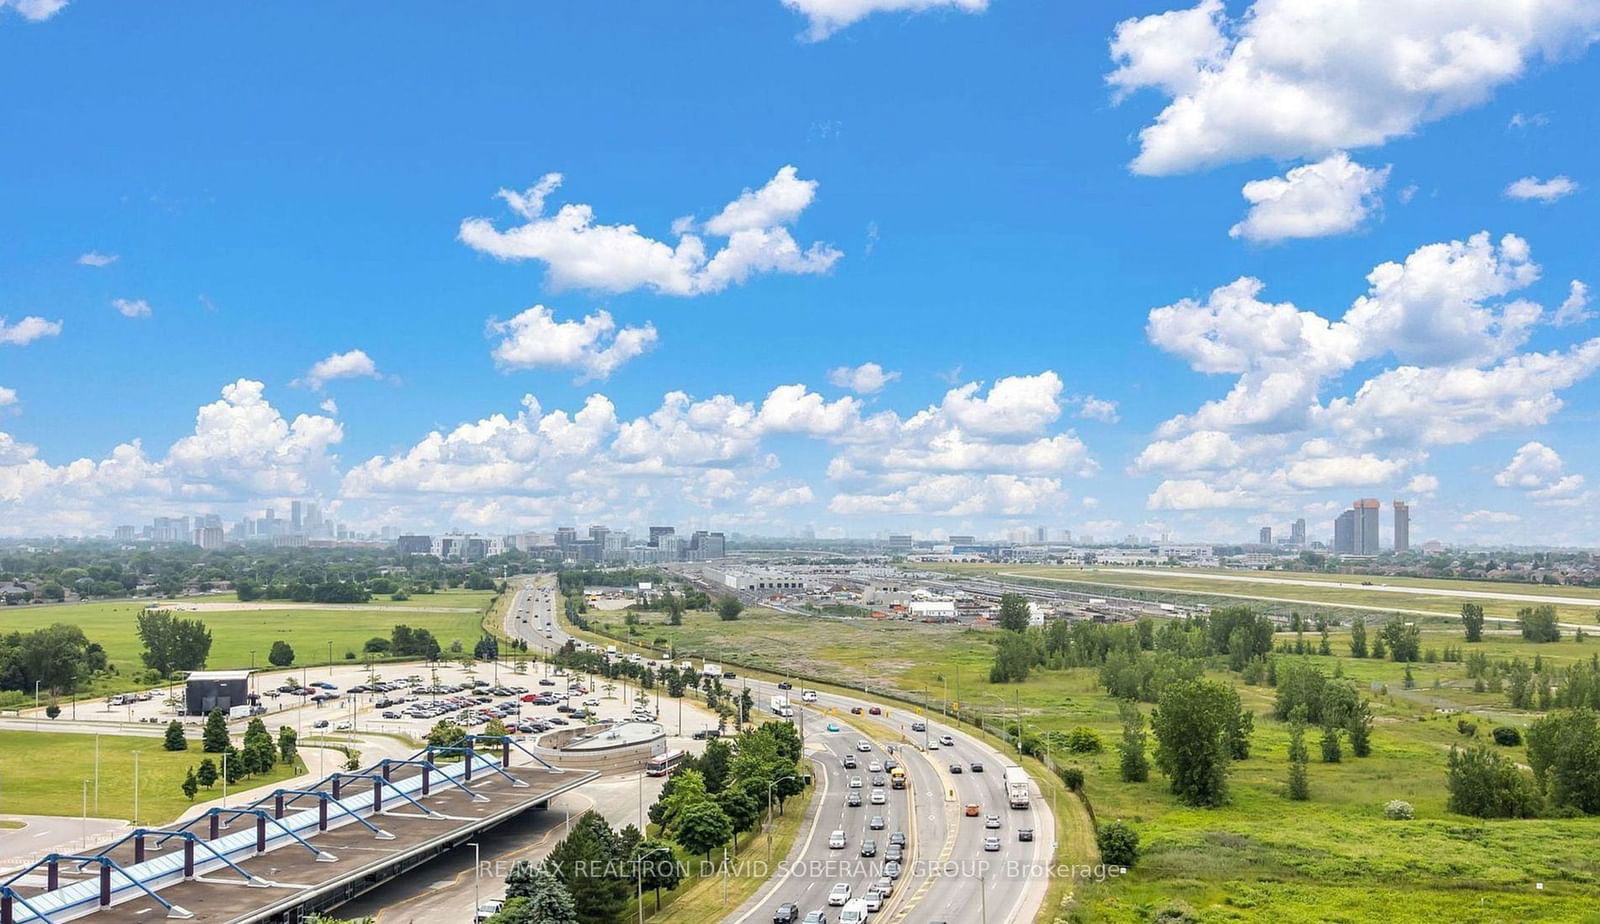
2 3 1598 545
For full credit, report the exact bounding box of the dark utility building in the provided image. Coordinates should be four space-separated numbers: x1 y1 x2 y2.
183 669 254 716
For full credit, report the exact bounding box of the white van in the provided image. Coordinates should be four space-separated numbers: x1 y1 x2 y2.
838 897 870 923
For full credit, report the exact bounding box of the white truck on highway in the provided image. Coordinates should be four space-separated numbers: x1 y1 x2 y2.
769 694 793 718
703 662 723 679
1004 765 1031 809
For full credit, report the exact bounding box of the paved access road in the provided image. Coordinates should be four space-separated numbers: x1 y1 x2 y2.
539 580 1055 924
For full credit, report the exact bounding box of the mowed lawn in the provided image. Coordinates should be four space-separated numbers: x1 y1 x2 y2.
0 598 487 680
198 589 493 610
0 730 302 824
589 606 1600 922
940 563 1600 624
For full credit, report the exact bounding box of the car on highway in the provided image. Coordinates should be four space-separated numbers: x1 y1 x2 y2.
871 774 886 786
856 740 872 752
869 815 885 830
949 762 963 773
964 803 980 816
1018 827 1034 841
970 762 984 773
859 839 876 857
863 890 883 912
801 690 818 702
984 836 1001 852
868 760 882 773
939 734 955 746
868 706 882 715
884 860 902 879
850 706 863 715
986 814 1001 829
927 739 940 750
849 776 863 788
889 831 906 847
826 722 840 733
911 721 926 732
773 902 800 923
883 757 897 770
312 719 330 729
838 899 869 924
827 883 851 906
874 875 894 897
870 789 886 804
829 829 847 849
884 844 902 862
777 681 792 690
846 791 862 807
842 754 856 768
802 913 827 924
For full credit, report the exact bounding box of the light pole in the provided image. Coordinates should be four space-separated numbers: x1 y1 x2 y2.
81 780 88 850
471 842 481 915
328 641 333 675
34 681 40 730
131 751 141 825
765 774 799 864
635 844 672 923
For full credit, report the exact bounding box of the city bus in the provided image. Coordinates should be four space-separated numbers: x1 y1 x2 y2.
645 749 686 777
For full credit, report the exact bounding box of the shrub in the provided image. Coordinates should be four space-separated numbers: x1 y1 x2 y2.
1096 819 1140 869
1066 726 1103 753
1456 719 1478 737
1057 766 1084 792
1492 726 1522 747
1383 799 1414 820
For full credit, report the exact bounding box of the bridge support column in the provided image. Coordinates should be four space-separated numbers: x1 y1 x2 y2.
209 813 220 840
184 839 195 878
464 748 474 781
135 832 146 864
275 793 285 819
256 815 267 853
381 761 391 781
3 892 12 924
503 739 511 768
331 773 342 799
99 864 111 907
373 777 383 812
46 859 58 892
318 795 329 831
421 766 430 796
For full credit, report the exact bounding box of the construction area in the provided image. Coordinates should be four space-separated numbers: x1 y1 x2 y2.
0 737 596 924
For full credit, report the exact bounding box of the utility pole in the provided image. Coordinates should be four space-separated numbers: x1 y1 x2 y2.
132 751 141 825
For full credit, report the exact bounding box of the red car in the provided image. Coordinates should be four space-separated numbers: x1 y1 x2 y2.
868 706 882 716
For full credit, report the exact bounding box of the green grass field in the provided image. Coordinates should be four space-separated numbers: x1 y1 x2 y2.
585 605 1600 922
197 589 493 610
939 564 1600 625
0 598 488 694
0 730 302 824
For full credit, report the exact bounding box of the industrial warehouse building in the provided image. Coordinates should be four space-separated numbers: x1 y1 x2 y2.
183 669 254 716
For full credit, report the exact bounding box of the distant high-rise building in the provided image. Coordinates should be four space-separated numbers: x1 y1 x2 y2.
648 526 674 548
1393 500 1410 552
1334 509 1355 553
397 534 433 555
888 534 914 553
947 534 976 546
1259 526 1273 546
1354 498 1380 554
291 501 304 533
1034 526 1048 543
196 526 226 549
555 527 578 549
113 525 136 541
1290 518 1307 546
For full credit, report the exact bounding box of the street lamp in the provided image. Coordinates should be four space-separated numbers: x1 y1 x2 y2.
471 842 482 917
634 844 673 923
765 774 799 864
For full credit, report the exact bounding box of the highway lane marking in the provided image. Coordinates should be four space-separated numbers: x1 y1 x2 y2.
725 749 833 924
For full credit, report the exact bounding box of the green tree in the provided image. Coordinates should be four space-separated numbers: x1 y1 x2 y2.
504 859 539 899
1287 706 1310 800
1518 605 1561 643
1446 744 1539 818
135 610 213 676
1349 615 1368 658
1346 698 1373 758
673 800 733 860
202 708 230 753
1461 603 1485 643
181 767 199 801
631 838 681 911
1117 701 1149 783
195 758 218 788
268 640 295 667
163 720 188 752
278 726 299 765
716 596 744 622
543 811 627 923
989 630 1037 684
997 593 1031 632
493 866 579 924
1150 678 1237 807
1526 708 1600 814
1096 819 1140 869
223 745 245 785
1320 723 1343 763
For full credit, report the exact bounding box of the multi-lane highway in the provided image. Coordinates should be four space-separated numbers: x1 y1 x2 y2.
535 575 1055 923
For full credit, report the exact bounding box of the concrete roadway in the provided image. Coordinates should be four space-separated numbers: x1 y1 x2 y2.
537 577 1054 924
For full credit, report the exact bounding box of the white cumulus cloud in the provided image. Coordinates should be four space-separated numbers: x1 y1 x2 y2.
1504 175 1579 203
112 298 151 319
76 251 117 267
0 316 63 347
1 0 67 21
299 349 382 391
1551 280 1593 327
828 362 900 394
1107 0 1600 174
1229 153 1390 243
0 387 16 408
459 166 841 296
782 0 987 41
489 306 657 381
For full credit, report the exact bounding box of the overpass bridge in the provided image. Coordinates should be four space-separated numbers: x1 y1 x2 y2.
0 737 597 924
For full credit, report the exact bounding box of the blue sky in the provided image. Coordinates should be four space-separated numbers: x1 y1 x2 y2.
2 0 1598 545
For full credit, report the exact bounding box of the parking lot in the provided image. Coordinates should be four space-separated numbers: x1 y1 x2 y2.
41 658 690 744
